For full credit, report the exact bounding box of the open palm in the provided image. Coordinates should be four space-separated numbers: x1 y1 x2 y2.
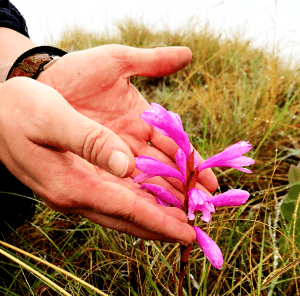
38 44 218 195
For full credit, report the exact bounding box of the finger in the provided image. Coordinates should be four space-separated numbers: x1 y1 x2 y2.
72 153 188 207
123 46 192 78
11 77 135 178
73 208 189 242
86 183 195 244
58 167 194 244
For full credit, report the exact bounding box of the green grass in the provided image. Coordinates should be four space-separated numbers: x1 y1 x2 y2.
1 18 300 295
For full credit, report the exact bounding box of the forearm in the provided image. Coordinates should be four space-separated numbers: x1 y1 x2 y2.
0 27 36 82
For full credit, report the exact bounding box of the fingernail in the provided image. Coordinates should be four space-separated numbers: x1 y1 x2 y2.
176 240 189 246
108 150 129 177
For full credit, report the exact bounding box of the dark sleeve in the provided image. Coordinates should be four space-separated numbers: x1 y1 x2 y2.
0 163 36 240
0 1 35 239
0 0 30 38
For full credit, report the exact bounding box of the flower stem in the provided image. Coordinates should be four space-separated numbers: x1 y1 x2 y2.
178 151 198 296
178 219 194 296
178 243 192 296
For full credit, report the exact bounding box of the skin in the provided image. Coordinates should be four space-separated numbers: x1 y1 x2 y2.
0 28 218 244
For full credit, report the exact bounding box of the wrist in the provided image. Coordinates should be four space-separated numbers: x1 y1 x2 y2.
6 46 67 81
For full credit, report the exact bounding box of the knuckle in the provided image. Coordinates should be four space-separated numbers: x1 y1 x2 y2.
81 127 110 165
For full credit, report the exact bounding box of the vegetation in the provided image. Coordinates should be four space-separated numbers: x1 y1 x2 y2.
1 18 299 295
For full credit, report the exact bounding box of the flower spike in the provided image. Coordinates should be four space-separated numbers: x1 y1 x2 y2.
136 103 254 293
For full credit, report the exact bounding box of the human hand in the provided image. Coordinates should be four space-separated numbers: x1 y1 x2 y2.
38 45 218 203
0 77 196 244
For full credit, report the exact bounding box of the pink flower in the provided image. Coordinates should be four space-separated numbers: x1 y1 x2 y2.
210 189 250 207
133 156 185 183
188 188 250 222
197 141 254 173
193 226 223 269
188 188 215 222
141 183 183 209
140 103 190 158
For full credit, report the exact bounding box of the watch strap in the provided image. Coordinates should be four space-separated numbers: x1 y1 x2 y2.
6 46 67 80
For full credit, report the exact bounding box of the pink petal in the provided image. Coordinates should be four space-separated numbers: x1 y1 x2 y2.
210 189 250 207
229 167 253 173
140 183 183 209
187 189 209 220
198 205 212 222
175 148 187 180
213 156 254 173
188 211 196 221
198 151 254 173
218 156 255 167
133 172 155 183
214 141 252 161
193 226 223 269
188 188 209 205
140 103 190 158
156 197 170 207
169 111 184 129
197 202 215 222
135 156 185 183
200 201 215 213
200 141 252 164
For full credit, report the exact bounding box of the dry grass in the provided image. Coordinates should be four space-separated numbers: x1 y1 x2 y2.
1 18 299 295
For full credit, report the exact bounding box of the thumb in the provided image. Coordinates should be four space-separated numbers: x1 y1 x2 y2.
122 46 192 78
14 78 135 177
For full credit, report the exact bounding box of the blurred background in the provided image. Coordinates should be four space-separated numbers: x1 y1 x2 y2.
10 0 300 66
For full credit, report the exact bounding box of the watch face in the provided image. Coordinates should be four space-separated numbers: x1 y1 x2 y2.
43 57 59 71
